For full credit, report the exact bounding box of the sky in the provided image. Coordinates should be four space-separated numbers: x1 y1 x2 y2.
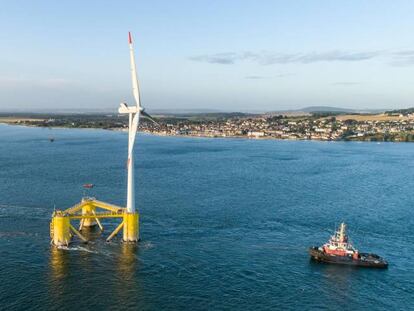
1 0 414 112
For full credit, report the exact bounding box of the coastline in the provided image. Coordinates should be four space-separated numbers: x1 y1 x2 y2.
0 122 405 143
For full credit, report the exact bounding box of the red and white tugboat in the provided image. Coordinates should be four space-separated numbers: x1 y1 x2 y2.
309 223 388 268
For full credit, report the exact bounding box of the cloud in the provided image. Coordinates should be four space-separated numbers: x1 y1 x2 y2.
389 50 414 66
189 53 238 64
191 49 414 67
190 50 382 65
245 73 294 79
245 75 266 79
392 50 414 56
332 82 361 86
274 73 295 78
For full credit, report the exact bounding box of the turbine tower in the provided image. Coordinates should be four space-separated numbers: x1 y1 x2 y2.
118 32 157 241
118 31 141 213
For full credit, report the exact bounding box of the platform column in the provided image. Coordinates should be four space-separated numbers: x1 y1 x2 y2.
81 202 96 228
51 214 71 246
123 212 139 242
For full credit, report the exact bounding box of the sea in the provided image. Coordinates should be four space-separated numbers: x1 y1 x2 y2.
0 124 413 310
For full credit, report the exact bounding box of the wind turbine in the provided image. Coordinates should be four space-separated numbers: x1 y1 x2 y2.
119 32 157 214
49 32 158 246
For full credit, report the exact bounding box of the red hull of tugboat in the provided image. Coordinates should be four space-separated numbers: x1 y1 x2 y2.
309 247 388 269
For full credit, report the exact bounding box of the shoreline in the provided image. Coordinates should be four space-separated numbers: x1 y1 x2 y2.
0 122 408 143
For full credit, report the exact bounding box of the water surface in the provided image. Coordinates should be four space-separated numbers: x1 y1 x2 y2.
0 124 413 310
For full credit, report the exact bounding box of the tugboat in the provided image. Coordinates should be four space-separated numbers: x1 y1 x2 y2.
309 223 388 268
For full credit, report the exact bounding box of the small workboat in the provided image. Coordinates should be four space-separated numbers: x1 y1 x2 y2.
309 223 388 268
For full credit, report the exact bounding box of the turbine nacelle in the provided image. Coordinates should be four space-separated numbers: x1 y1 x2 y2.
119 102 159 125
119 102 139 114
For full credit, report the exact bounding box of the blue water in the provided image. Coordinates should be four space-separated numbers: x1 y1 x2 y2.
0 124 413 310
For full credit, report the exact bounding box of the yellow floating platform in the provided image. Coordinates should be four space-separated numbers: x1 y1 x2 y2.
50 197 139 246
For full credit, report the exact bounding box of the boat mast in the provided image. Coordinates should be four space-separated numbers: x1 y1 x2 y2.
338 222 346 243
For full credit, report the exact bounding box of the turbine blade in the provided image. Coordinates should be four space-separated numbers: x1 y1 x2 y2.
128 32 141 108
140 110 159 125
128 113 140 157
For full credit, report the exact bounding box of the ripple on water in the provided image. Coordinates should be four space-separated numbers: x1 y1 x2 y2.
0 126 413 310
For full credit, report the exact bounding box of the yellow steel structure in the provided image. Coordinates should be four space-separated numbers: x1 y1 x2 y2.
50 214 70 247
80 202 96 228
50 197 139 246
123 212 139 242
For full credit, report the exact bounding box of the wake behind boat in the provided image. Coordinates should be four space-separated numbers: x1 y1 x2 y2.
309 223 388 268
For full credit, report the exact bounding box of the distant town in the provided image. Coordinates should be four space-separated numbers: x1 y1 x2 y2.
3 107 414 142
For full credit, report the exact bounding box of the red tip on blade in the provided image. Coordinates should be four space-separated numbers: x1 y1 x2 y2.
128 32 132 44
